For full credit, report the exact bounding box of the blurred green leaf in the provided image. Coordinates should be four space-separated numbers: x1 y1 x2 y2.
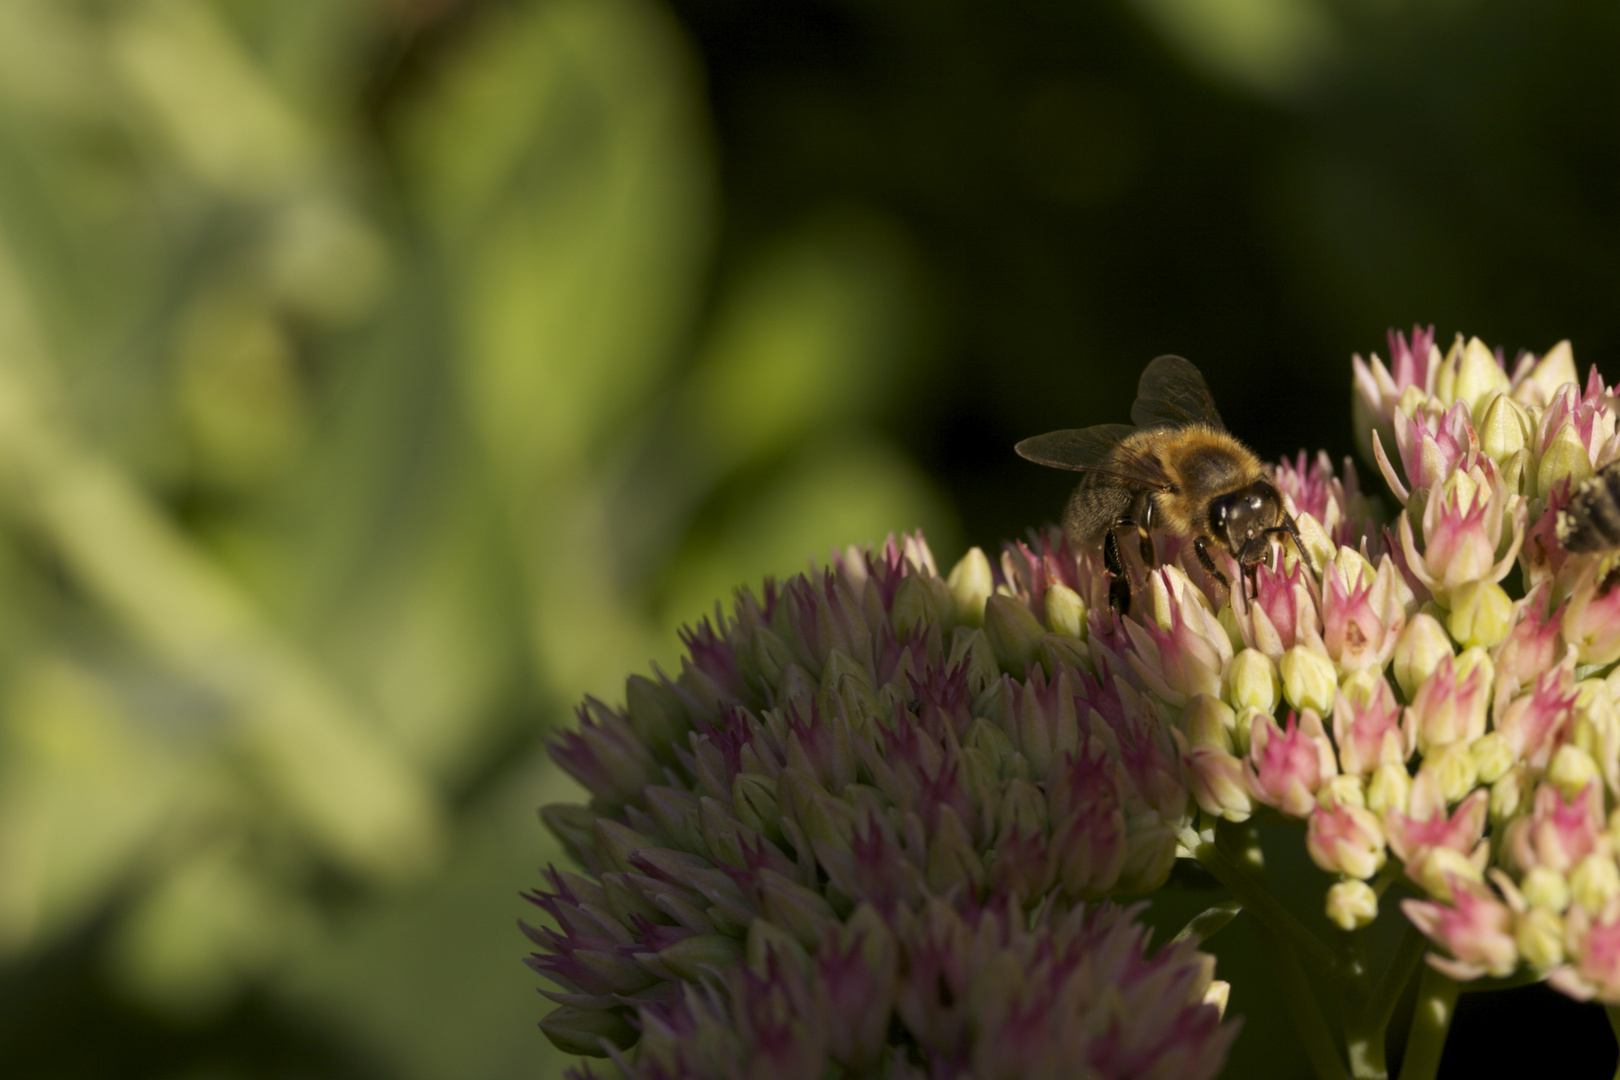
401 0 714 487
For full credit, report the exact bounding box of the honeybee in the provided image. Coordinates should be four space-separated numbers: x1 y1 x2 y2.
1016 355 1314 614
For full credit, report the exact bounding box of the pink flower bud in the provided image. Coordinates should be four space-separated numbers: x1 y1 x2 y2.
1495 667 1578 771
1408 652 1492 753
1320 553 1407 676
1400 466 1523 603
1385 778 1488 870
1491 589 1564 705
1536 378 1615 476
1046 743 1128 899
1563 559 1620 666
1385 397 1477 501
1332 677 1410 778
1246 710 1337 818
1353 325 1436 468
1402 878 1519 980
1306 802 1386 879
1549 897 1620 1003
1125 569 1231 707
1505 782 1607 876
1273 451 1377 551
1231 558 1322 658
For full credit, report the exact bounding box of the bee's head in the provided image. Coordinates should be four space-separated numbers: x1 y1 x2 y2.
1209 480 1284 566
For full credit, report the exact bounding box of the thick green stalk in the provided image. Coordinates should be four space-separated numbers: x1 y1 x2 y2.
1396 964 1458 1080
1343 921 1428 1080
1337 928 1381 1080
1194 832 1337 973
1607 1007 1620 1080
1256 918 1351 1080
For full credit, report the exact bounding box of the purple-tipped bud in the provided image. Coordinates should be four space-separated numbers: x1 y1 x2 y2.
1125 569 1230 707
540 1005 639 1056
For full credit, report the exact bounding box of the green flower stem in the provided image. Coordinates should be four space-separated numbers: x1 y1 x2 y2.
1369 858 1405 900
1343 922 1428 1080
1196 822 1347 1080
1607 1007 1620 1080
1336 928 1380 1080
1194 832 1337 973
1255 918 1351 1080
1396 964 1458 1080
1366 924 1429 1049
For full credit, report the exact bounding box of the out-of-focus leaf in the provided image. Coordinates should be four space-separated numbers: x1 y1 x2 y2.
1126 0 1338 99
396 0 716 703
0 237 444 884
110 0 314 197
399 0 714 488
678 210 925 476
0 658 193 957
109 838 320 1019
276 757 583 1080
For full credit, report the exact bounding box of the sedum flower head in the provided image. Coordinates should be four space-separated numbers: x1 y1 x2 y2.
531 535 1234 1075
533 327 1620 1075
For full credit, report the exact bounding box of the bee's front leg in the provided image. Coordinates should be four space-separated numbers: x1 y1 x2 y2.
1192 535 1230 593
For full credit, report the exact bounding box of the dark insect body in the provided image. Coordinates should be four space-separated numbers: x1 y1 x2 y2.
1015 355 1314 615
1557 461 1620 594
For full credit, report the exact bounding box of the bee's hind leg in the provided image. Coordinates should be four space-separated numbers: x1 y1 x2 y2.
1128 498 1159 568
1192 536 1231 594
1104 527 1132 615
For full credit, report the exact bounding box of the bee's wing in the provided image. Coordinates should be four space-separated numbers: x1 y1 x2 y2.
1131 355 1226 431
1014 423 1172 489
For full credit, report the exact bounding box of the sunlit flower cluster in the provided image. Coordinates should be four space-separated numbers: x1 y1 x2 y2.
531 326 1620 1076
1345 328 1620 999
531 536 1234 1075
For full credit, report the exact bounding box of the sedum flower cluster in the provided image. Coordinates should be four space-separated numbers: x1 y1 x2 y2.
1343 328 1620 1000
530 325 1620 1076
531 536 1235 1077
